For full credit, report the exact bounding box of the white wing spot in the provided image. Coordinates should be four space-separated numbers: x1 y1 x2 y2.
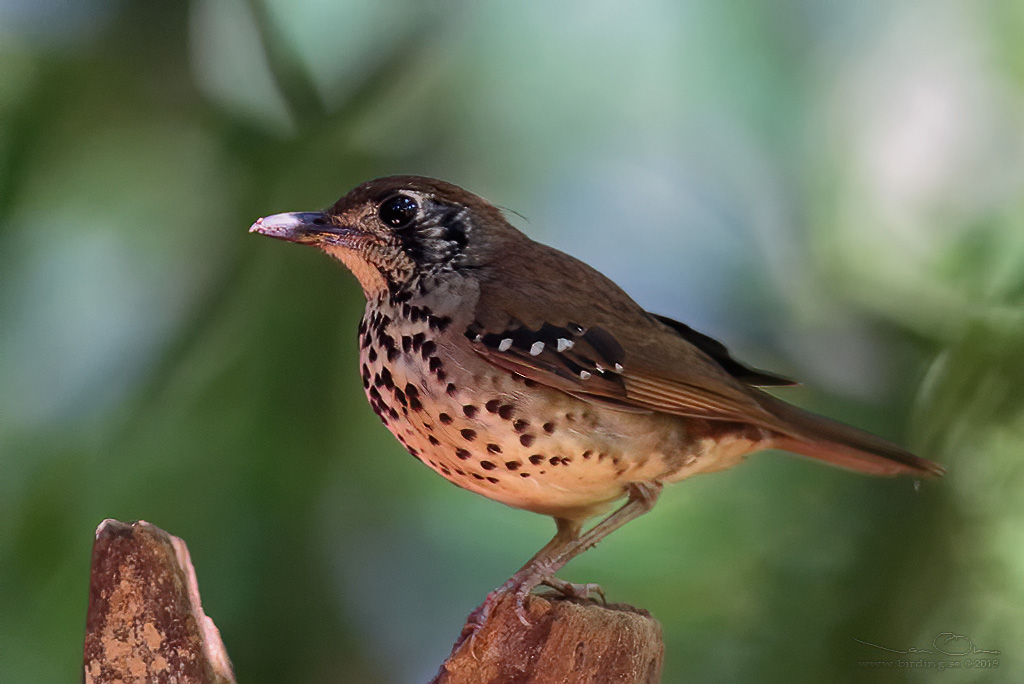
498 338 513 352
614 363 624 372
530 341 545 356
579 370 592 380
594 363 605 372
556 338 573 352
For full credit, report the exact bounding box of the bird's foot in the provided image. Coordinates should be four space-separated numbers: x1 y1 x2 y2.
540 576 607 604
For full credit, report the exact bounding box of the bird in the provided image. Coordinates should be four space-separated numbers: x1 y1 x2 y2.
250 175 943 622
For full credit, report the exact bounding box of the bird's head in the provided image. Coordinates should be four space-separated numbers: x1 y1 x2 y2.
250 176 512 298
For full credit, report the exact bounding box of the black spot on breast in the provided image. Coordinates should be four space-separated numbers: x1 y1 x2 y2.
582 450 592 459
456 448 470 460
486 476 499 484
412 333 425 352
390 289 412 305
428 315 452 332
519 434 535 447
368 347 378 363
402 336 413 353
461 429 477 441
393 388 407 406
480 461 496 470
505 461 521 471
471 473 484 480
439 413 453 424
485 399 500 413
498 404 514 420
463 405 478 418
446 383 457 396
549 457 560 466
529 455 544 465
428 435 440 446
420 340 436 359
487 443 502 454
513 419 529 432
379 367 394 389
543 422 555 434
429 357 443 371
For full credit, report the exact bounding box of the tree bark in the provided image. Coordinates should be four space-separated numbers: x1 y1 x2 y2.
431 591 664 684
83 519 236 684
82 520 664 683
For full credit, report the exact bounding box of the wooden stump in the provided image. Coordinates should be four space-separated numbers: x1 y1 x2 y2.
431 591 664 684
83 519 236 684
82 520 664 683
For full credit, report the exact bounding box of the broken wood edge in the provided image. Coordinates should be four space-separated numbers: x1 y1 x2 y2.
83 519 236 684
82 519 664 683
431 590 664 684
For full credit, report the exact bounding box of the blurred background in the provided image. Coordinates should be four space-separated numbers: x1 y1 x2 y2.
2 0 1023 682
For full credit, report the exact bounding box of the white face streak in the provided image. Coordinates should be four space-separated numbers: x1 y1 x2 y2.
498 338 513 352
530 341 545 356
556 338 573 352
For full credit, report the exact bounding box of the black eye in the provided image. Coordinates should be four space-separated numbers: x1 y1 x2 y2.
378 194 419 228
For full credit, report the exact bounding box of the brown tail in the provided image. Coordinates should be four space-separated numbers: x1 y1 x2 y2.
756 392 945 477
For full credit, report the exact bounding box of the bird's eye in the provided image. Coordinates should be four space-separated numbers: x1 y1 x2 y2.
378 194 419 228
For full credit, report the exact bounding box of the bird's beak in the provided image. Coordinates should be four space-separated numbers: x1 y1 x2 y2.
249 211 344 244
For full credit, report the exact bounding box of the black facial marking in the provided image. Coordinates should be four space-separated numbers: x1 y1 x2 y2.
388 198 472 269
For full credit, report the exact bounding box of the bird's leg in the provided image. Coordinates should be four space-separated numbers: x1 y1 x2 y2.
463 517 582 635
458 482 662 647
505 482 663 625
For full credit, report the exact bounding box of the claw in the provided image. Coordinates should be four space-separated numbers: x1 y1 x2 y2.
540 577 606 603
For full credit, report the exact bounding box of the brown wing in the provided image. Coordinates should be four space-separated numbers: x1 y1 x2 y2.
465 234 796 432
464 317 790 431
